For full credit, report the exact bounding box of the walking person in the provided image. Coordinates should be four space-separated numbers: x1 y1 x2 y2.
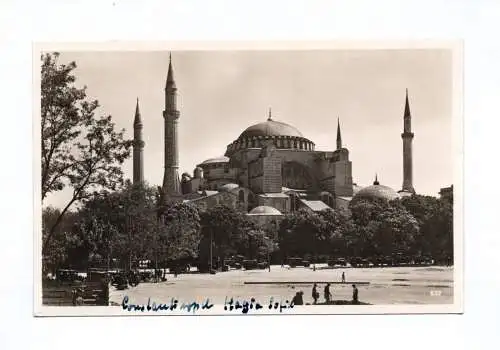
341 271 345 283
324 283 332 304
352 284 358 304
312 283 319 305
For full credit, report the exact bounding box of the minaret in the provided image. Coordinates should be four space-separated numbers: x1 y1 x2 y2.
401 89 415 193
162 53 181 196
133 98 144 184
336 117 342 150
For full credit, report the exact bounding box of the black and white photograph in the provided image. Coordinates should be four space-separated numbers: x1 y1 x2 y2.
35 42 462 315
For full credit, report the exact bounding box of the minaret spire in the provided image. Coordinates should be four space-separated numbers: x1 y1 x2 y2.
400 88 415 194
268 107 272 121
166 52 176 89
162 53 181 198
134 97 142 125
133 98 144 184
374 173 379 185
336 117 342 150
404 88 411 120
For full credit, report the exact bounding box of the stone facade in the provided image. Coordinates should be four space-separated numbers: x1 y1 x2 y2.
180 116 354 218
131 57 418 230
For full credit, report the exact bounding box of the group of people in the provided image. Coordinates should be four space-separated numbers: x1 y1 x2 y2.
291 272 359 305
311 282 359 305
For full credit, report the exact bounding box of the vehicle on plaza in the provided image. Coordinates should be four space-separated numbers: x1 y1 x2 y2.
243 259 259 270
257 261 269 269
328 257 347 267
286 257 303 268
56 269 83 283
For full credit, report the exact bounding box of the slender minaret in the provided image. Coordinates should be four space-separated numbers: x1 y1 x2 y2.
336 117 342 150
401 89 415 193
162 53 181 196
133 98 144 184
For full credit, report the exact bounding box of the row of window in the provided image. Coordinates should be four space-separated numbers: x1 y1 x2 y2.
228 138 315 152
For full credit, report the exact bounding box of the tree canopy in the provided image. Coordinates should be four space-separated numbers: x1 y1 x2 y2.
41 52 133 254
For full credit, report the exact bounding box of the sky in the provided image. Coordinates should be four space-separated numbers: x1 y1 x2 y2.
43 48 455 209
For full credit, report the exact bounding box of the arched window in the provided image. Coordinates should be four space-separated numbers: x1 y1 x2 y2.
238 190 245 203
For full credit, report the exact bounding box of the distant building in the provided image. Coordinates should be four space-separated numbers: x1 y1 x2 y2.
439 185 453 202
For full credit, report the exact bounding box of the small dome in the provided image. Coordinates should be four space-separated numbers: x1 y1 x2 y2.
248 206 282 215
353 184 400 202
199 156 229 165
219 183 239 192
239 119 303 139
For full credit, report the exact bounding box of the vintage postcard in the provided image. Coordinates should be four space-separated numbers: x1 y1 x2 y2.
34 41 463 316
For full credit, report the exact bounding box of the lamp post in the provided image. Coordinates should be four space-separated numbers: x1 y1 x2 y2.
313 229 317 272
209 227 213 272
264 236 271 272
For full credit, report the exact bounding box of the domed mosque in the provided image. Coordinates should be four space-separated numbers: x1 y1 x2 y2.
133 56 417 231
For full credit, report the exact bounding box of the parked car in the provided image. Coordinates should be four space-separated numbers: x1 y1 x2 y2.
287 257 303 268
257 261 269 269
328 258 347 267
243 259 259 270
56 269 81 283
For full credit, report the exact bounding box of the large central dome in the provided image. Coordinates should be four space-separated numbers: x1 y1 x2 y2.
225 113 315 157
239 119 304 139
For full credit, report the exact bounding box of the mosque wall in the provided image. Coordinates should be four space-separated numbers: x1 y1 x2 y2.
257 195 289 213
188 191 246 213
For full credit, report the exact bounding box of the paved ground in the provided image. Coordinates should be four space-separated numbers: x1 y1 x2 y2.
110 265 453 307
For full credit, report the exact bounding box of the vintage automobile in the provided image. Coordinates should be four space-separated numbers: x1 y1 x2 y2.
257 261 269 270
242 259 259 270
56 269 82 283
328 258 347 267
71 269 109 306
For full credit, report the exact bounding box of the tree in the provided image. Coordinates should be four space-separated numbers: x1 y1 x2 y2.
372 207 420 257
41 52 133 253
160 202 202 262
278 208 326 259
75 181 160 270
318 208 354 257
42 206 82 273
394 194 453 261
200 205 252 265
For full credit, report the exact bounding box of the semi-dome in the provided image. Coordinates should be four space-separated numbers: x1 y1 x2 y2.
248 206 282 215
352 177 400 202
219 183 239 192
199 156 229 165
239 119 304 139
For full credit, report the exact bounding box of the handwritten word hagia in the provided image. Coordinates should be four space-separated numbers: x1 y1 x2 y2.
121 296 295 314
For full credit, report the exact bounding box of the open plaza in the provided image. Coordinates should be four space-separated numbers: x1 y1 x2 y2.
109 265 453 307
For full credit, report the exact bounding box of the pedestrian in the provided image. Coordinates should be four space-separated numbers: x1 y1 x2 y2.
352 284 358 304
324 283 332 304
312 283 319 304
342 271 345 283
292 291 304 305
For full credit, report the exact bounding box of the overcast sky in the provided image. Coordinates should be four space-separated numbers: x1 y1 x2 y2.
43 49 455 209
